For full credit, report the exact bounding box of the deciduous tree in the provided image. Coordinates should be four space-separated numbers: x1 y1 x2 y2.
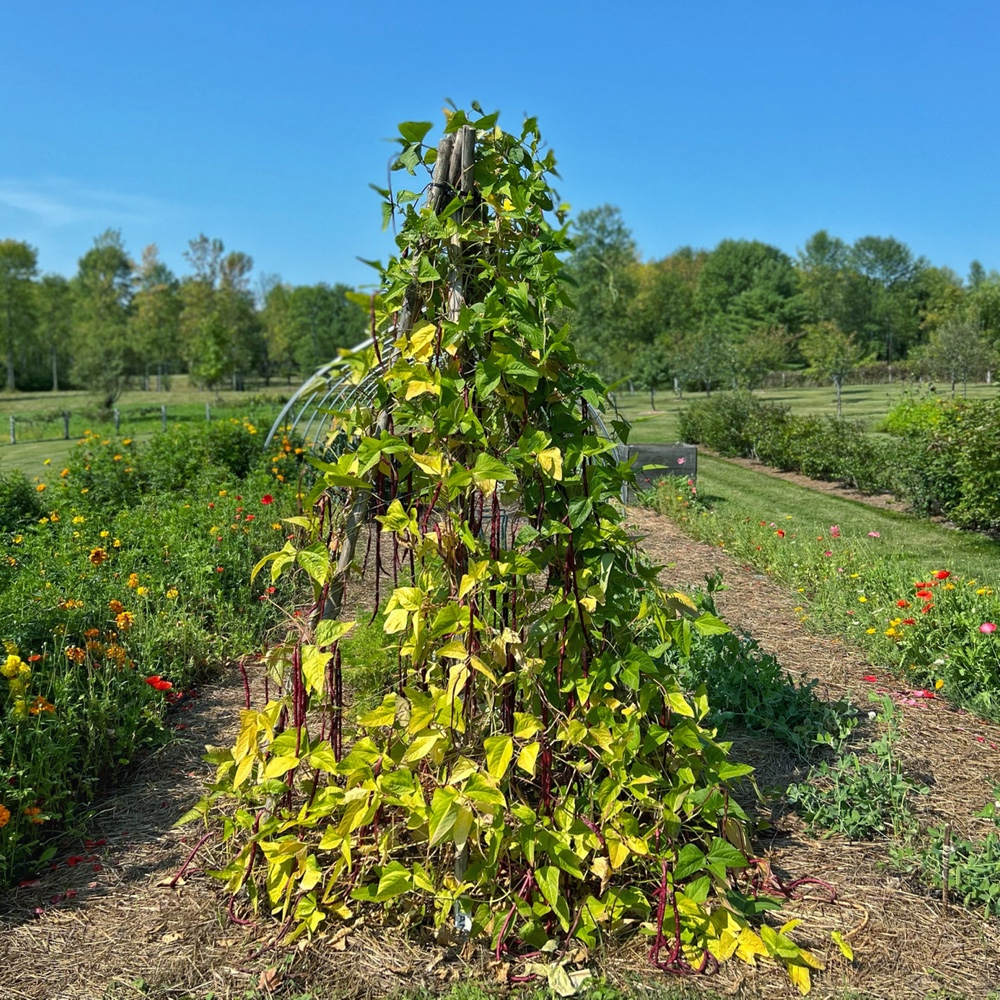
0 239 39 391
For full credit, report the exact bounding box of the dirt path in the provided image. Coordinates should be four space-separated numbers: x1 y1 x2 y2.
627 507 1000 999
5 512 1000 999
0 668 265 1000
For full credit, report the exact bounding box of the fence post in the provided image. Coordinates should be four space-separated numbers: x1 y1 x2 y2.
161 404 167 430
8 415 14 445
113 408 120 433
63 411 70 439
206 402 211 421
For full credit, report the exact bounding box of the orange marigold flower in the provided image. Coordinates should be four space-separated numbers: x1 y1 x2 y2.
28 696 55 715
127 573 139 589
108 600 124 613
23 806 43 823
65 646 87 663
89 548 108 566
115 611 134 631
0 803 9 827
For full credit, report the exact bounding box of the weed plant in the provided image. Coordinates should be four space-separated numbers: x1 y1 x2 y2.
892 791 1000 917
0 420 304 881
785 696 926 840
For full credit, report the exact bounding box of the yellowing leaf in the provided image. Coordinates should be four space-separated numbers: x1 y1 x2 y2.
516 741 540 776
404 379 438 399
484 734 514 780
513 712 543 739
406 321 437 362
536 447 563 481
411 453 444 475
437 640 468 659
384 607 409 633
606 836 629 870
263 754 299 779
787 962 812 995
831 931 854 961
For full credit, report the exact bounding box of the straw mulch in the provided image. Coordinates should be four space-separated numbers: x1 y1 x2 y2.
3 509 1000 999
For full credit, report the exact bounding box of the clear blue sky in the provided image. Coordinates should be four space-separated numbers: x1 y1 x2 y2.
3 2 998 289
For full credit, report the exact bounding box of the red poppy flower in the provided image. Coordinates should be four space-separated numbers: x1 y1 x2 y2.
261 495 274 505
145 675 173 691
935 570 951 580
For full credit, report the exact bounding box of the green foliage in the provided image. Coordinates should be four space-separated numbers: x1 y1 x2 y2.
0 421 295 881
0 469 45 531
786 697 925 840
897 792 1000 917
676 630 857 756
194 110 822 990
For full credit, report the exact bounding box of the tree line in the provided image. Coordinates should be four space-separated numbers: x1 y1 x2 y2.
0 230 368 408
563 206 999 400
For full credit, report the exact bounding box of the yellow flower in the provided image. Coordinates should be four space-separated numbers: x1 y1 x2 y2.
127 573 139 589
60 468 69 478
944 583 955 590
885 627 897 636
122 438 133 445
112 538 121 548
166 588 179 600
866 627 877 634
858 595 867 603
13 535 22 545
89 547 108 566
43 458 51 466
935 678 945 690
136 586 149 597
1 654 22 679
12 698 27 718
81 488 89 494
271 523 282 531
100 530 109 538
219 490 227 497
36 483 46 492
115 611 134 630
49 511 59 522
72 515 85 524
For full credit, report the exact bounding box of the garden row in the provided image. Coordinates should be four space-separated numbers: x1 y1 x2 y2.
679 390 1000 530
652 469 1000 720
0 419 302 882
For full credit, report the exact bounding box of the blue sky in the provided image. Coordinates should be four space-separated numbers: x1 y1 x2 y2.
3 2 999 288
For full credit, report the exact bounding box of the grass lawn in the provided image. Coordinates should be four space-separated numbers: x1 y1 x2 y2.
611 379 1000 443
0 376 291 473
696 453 1000 583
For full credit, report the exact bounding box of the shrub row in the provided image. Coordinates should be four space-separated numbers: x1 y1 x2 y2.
679 391 1000 530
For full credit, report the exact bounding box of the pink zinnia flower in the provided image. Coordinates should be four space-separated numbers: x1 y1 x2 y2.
823 550 833 557
830 525 840 538
980 622 997 634
868 531 880 538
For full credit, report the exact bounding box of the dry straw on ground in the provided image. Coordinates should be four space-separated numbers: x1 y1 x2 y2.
3 509 1000 999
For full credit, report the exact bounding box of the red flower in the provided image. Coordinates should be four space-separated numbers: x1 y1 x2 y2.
245 514 255 522
863 674 878 682
145 675 173 691
915 582 934 589
776 529 785 538
935 570 951 580
897 599 910 608
261 495 274 505
915 590 933 600
981 622 997 634
901 618 916 626
921 603 934 614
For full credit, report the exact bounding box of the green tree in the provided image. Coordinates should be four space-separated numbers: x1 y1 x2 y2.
71 230 135 409
130 245 181 389
0 240 39 392
923 310 995 397
180 236 260 392
800 320 869 416
563 204 639 381
35 274 72 391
